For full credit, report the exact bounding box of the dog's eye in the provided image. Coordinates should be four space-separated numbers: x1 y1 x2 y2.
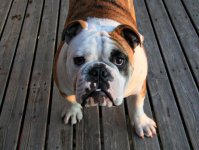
113 57 125 66
73 57 85 66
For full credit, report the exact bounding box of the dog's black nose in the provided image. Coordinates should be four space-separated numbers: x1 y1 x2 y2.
88 65 112 82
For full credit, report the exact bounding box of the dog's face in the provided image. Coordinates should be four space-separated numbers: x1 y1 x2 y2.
54 20 142 107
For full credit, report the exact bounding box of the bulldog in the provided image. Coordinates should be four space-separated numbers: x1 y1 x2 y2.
54 0 156 138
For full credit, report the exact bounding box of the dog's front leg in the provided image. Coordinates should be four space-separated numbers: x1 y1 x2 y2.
132 81 157 138
61 95 83 125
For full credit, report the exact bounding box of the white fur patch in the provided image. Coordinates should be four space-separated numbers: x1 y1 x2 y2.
61 103 83 125
133 113 157 138
124 45 148 97
87 17 121 32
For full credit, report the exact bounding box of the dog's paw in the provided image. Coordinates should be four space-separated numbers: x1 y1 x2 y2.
61 103 83 125
133 113 157 138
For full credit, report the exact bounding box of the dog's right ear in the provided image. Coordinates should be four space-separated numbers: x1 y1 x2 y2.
62 20 88 44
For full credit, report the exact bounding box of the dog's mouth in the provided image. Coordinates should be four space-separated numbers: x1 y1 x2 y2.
81 88 116 107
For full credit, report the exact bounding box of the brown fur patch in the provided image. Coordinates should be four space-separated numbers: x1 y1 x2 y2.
53 41 67 98
65 0 138 31
109 30 135 65
140 80 146 97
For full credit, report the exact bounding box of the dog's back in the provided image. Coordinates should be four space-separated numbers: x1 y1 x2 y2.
66 0 137 30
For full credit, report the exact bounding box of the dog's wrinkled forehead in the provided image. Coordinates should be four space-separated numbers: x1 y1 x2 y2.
68 29 120 61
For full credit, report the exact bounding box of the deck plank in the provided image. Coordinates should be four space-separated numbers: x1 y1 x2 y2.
0 0 13 38
18 0 60 149
0 0 43 149
47 88 73 150
134 0 191 149
101 105 130 150
146 0 199 148
181 0 199 35
46 0 73 149
126 95 161 150
0 0 29 107
163 0 199 86
75 107 101 150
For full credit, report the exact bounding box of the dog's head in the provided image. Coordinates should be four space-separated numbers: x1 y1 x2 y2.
54 19 143 107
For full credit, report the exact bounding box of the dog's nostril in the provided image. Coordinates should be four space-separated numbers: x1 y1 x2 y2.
90 69 98 77
101 69 108 77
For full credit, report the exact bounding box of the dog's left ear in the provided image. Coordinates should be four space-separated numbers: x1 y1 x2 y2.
62 20 88 44
114 24 143 50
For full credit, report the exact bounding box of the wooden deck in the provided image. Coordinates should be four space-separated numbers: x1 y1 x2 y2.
0 0 199 149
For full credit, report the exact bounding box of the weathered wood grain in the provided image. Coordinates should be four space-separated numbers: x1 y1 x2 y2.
126 95 161 150
0 0 44 149
46 87 73 150
18 0 60 149
0 0 29 107
134 0 191 149
56 0 69 46
163 0 199 86
75 106 101 150
0 0 13 38
46 0 73 149
181 0 199 35
146 0 199 148
101 105 130 150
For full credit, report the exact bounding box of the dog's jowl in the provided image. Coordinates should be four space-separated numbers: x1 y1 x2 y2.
54 0 156 138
